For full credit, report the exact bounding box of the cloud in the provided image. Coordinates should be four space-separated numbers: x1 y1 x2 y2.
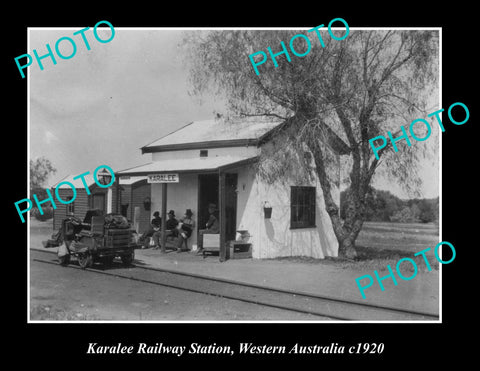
44 130 59 144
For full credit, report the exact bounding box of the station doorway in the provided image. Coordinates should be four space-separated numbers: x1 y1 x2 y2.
92 193 106 213
198 173 237 241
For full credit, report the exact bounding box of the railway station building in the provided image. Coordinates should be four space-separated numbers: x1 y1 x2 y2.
117 116 349 261
51 173 151 234
51 172 119 231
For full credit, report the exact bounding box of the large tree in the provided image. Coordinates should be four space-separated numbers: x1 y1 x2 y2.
30 156 56 190
182 28 438 259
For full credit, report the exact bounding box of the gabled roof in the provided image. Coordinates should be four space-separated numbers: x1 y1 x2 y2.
258 116 351 155
141 117 283 153
52 173 97 189
142 116 350 155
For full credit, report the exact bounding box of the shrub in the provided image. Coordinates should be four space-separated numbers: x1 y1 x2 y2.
390 206 417 223
33 206 54 221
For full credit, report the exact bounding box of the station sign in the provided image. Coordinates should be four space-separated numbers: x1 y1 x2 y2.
147 173 179 183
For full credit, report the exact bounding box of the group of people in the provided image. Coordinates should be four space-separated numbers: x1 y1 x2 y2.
141 203 219 255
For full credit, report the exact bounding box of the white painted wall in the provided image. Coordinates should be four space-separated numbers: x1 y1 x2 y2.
236 166 339 259
152 146 259 161
147 145 341 259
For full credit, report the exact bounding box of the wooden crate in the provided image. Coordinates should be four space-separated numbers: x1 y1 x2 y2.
229 242 252 259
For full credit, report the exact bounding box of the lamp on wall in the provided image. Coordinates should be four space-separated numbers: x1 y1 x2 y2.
143 196 151 211
97 168 112 186
263 201 272 219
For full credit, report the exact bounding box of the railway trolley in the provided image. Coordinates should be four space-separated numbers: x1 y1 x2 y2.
44 209 137 269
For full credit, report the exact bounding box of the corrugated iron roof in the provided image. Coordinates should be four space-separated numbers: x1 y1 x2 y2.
117 155 258 176
117 175 148 185
52 173 97 189
142 117 282 153
52 173 147 189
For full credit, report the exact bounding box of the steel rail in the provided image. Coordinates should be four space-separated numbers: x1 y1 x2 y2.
31 248 439 321
33 257 339 320
136 262 439 319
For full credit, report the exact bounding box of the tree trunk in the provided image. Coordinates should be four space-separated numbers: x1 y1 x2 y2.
323 194 362 260
337 213 364 259
339 234 358 260
300 117 367 260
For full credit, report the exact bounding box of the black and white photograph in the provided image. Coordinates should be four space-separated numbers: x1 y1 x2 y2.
27 25 441 323
8 6 475 363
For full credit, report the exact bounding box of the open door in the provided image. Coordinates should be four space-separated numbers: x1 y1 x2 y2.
92 193 106 213
197 174 219 231
197 173 237 241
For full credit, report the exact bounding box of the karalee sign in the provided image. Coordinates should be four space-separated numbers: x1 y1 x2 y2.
147 174 179 183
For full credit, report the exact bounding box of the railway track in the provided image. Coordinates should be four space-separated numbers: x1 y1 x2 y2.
31 248 439 321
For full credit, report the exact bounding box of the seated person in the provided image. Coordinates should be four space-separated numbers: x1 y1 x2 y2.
153 210 179 250
141 211 161 249
176 209 195 252
196 203 219 255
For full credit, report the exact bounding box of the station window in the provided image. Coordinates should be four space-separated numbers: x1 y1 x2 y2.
290 186 316 229
66 197 75 215
200 150 208 157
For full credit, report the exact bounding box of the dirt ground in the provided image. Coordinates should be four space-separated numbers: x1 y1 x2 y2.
264 221 440 272
28 217 440 320
29 218 328 321
29 249 327 321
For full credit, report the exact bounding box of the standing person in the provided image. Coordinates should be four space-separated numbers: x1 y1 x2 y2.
196 203 219 255
141 211 161 249
153 210 179 250
176 209 195 252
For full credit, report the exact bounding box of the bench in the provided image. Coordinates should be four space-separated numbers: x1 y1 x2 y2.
145 233 179 250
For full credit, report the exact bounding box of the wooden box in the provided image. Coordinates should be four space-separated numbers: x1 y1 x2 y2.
229 242 252 259
203 234 220 250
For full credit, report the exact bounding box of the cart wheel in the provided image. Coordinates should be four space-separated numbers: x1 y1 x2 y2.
77 252 92 269
58 254 71 266
121 251 135 266
102 256 115 266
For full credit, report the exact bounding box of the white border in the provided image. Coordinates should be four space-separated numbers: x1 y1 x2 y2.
27 26 442 324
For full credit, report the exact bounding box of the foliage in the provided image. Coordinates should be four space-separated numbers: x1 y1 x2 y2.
416 198 437 223
341 187 438 223
390 206 417 223
30 157 56 189
30 157 56 221
182 29 439 258
30 188 54 220
32 206 54 221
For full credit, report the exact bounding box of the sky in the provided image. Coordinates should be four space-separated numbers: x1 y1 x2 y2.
29 27 439 199
29 28 224 187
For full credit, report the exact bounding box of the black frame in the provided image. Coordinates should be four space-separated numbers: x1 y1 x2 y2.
290 186 316 229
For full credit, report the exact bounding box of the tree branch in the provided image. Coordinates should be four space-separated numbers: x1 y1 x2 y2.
238 112 288 120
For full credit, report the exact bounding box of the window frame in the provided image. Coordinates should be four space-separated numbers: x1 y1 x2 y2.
66 196 75 215
290 186 316 229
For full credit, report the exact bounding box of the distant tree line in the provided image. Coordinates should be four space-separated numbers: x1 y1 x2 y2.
340 187 439 223
30 157 56 221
